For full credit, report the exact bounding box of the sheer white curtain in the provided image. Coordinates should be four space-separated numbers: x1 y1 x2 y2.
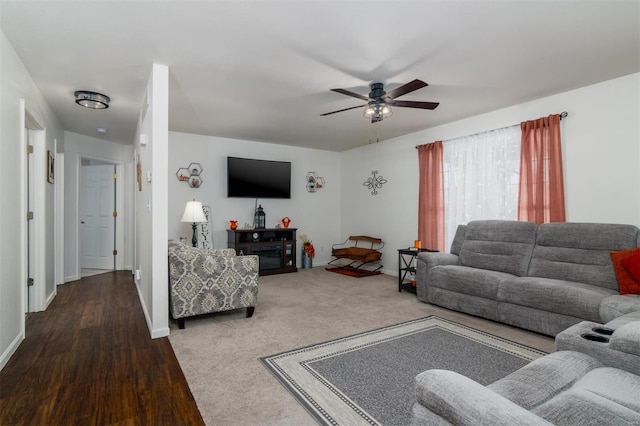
442 125 521 249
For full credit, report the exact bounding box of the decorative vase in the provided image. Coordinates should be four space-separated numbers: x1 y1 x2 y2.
301 249 312 269
282 217 291 228
229 220 238 230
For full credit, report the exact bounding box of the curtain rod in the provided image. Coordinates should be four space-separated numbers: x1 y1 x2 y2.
415 111 568 149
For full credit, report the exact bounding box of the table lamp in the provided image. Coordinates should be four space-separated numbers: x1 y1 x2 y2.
181 200 207 247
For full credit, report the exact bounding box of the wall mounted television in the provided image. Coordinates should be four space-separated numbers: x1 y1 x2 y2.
227 156 291 199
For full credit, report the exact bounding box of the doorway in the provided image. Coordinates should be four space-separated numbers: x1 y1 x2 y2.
79 160 117 277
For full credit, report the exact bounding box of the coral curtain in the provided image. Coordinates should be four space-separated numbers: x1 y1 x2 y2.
417 141 445 252
517 114 566 224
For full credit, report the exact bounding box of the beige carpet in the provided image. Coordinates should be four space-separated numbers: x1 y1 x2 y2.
168 267 555 426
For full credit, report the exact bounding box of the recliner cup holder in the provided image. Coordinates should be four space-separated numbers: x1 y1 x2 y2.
581 333 609 343
592 327 614 336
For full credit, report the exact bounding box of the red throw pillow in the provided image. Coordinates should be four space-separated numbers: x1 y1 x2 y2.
622 251 640 283
610 248 640 295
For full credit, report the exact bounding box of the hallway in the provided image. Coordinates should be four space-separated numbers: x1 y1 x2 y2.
0 271 203 425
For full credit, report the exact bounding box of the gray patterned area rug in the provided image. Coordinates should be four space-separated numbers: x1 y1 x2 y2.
261 316 546 426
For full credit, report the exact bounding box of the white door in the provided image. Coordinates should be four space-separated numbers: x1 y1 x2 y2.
80 164 115 269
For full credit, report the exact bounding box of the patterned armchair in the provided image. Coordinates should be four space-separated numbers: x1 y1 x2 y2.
168 241 259 329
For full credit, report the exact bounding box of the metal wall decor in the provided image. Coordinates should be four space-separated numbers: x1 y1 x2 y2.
363 170 387 195
306 172 325 192
176 162 203 188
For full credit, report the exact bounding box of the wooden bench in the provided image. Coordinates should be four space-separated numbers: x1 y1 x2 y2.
329 235 384 271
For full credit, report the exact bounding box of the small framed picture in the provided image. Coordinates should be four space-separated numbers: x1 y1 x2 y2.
47 150 55 184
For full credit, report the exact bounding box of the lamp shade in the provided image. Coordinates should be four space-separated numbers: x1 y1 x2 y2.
181 200 207 223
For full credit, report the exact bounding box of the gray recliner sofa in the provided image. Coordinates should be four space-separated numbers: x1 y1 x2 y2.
416 220 640 336
412 311 640 425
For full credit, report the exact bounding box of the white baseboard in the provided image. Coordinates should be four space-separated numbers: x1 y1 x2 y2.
45 288 57 309
64 274 80 283
0 331 24 371
133 278 169 339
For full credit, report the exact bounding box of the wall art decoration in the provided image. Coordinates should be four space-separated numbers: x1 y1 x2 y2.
363 170 387 195
306 171 325 192
136 155 142 191
47 150 55 183
176 162 204 188
199 204 212 248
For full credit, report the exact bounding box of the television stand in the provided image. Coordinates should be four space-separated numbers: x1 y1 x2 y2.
227 228 297 276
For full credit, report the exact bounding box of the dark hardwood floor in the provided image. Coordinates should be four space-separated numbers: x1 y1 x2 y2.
0 271 204 426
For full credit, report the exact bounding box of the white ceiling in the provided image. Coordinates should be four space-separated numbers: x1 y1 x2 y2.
1 1 638 152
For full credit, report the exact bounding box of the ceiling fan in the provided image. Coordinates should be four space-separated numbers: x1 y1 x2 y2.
320 79 439 123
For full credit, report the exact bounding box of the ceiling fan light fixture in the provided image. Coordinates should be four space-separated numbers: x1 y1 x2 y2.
74 90 110 109
363 103 392 120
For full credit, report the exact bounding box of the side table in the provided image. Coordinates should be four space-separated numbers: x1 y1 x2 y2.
398 248 438 293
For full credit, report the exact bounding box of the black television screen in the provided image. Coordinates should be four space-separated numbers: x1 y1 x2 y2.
227 157 291 198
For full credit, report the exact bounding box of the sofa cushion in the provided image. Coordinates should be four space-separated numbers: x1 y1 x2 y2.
610 248 640 294
609 321 640 357
529 223 639 291
449 224 466 256
498 277 615 322
488 351 602 410
531 367 640 426
458 220 537 277
430 265 515 300
600 295 640 322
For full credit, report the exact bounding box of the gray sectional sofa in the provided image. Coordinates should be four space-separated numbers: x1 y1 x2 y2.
412 310 640 425
416 220 640 336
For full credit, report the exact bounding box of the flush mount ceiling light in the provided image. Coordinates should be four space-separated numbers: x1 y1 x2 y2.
74 90 110 109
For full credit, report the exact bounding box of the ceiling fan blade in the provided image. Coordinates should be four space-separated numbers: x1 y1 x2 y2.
320 104 366 116
389 100 439 110
330 88 369 101
385 79 428 100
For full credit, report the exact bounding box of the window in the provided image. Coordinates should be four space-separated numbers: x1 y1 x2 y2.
442 126 521 248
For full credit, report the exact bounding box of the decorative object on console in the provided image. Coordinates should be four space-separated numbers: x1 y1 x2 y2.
176 162 203 188
300 233 315 269
199 205 212 249
229 220 238 230
363 170 387 195
281 217 291 228
254 204 266 229
306 172 325 192
180 199 207 247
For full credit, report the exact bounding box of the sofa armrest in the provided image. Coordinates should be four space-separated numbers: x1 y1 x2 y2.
556 322 639 375
416 253 458 302
413 370 551 426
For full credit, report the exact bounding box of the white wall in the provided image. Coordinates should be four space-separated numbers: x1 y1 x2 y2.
168 133 342 267
134 64 169 338
0 30 63 369
342 73 640 275
63 131 134 282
